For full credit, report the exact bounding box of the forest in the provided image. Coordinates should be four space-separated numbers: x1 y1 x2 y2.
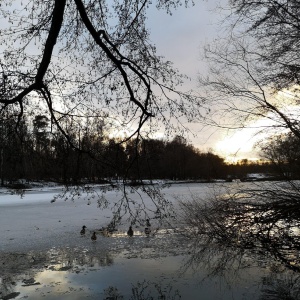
0 113 289 186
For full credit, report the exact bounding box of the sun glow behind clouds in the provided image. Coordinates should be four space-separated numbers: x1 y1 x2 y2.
214 87 300 162
215 130 259 162
215 119 278 162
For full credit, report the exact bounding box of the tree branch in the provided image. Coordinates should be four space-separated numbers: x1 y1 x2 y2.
73 0 154 118
35 0 67 84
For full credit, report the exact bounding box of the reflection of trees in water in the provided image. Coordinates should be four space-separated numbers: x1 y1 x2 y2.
178 226 300 300
103 286 124 299
1 250 181 300
179 238 255 278
0 275 20 300
103 280 181 300
176 182 300 299
47 247 114 269
0 252 45 299
178 183 300 273
260 268 300 300
0 247 113 299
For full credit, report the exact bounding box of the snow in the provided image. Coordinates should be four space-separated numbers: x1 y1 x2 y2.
0 181 245 252
0 181 289 300
0 183 213 252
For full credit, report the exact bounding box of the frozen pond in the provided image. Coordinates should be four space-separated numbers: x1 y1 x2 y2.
0 182 297 299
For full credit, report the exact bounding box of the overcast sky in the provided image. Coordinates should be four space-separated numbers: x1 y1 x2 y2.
144 1 261 161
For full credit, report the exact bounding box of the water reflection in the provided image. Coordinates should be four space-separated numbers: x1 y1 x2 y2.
1 234 300 299
102 280 181 300
183 241 300 300
0 246 275 299
178 184 300 275
0 246 186 299
260 267 300 300
0 247 114 299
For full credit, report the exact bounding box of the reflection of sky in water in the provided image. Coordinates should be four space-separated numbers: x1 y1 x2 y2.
1 183 294 299
15 254 265 299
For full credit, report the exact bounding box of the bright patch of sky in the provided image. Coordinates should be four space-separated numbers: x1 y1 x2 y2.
145 1 258 158
215 125 267 163
144 1 300 161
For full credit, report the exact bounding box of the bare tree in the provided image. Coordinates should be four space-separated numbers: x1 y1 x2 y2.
0 0 203 226
229 0 300 91
258 132 300 179
200 0 300 136
0 0 200 150
178 182 300 274
200 38 300 138
188 0 300 273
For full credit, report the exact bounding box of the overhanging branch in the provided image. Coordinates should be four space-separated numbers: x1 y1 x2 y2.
73 0 154 118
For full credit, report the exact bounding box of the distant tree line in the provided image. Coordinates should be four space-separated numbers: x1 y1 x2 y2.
0 114 229 185
225 159 279 181
1 114 295 186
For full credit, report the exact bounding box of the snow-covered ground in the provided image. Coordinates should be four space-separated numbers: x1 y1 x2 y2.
1 180 278 253
0 182 222 252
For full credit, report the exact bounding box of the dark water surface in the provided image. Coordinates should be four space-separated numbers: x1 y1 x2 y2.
12 255 262 300
0 232 288 300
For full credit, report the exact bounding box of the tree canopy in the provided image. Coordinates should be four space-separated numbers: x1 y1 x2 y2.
0 0 206 227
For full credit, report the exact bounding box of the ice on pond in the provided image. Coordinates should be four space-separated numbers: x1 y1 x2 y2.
0 182 298 299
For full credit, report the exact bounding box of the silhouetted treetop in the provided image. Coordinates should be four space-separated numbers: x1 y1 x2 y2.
0 0 200 148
